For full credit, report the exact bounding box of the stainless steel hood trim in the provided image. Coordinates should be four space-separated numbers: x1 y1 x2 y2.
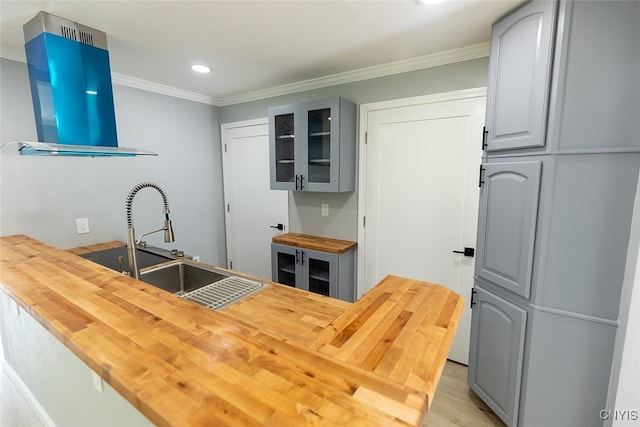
15 141 157 157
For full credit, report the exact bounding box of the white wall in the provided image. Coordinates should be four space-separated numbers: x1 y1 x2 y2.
0 58 226 266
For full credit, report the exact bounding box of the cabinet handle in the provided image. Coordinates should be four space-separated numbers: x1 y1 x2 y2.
478 165 485 188
295 249 300 265
295 175 300 191
481 126 488 150
301 250 305 266
300 174 305 191
470 288 477 309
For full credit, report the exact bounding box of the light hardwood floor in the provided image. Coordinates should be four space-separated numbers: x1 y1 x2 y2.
425 361 506 427
1 355 504 427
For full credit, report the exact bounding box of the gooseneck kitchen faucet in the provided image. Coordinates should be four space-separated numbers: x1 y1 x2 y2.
125 182 175 279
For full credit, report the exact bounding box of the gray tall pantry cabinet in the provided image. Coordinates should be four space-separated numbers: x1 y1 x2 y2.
467 1 640 426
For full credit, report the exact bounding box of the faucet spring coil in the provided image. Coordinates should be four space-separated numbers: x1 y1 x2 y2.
125 181 171 228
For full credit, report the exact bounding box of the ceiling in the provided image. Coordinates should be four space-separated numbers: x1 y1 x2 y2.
0 0 525 106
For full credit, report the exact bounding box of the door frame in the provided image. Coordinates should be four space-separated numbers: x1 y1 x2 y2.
220 118 289 273
356 87 487 298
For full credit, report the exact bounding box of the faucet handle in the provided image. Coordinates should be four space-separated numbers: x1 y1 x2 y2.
117 256 129 275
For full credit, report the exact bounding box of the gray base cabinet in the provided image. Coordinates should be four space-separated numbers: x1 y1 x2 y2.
271 242 355 302
469 1 640 426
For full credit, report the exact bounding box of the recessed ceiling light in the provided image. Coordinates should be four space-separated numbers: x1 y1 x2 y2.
190 64 211 73
416 0 445 4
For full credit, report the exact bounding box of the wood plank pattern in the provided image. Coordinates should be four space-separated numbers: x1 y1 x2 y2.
66 240 125 255
1 235 462 426
272 233 356 254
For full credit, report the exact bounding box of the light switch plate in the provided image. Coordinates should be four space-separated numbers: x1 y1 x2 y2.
321 203 329 217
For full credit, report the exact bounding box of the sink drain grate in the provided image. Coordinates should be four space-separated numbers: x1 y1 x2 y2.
177 276 265 310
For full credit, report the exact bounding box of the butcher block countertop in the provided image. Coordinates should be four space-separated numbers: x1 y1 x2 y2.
272 233 356 254
0 235 463 426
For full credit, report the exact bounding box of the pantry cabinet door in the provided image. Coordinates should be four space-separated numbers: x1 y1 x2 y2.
468 286 527 427
484 0 556 152
475 161 541 298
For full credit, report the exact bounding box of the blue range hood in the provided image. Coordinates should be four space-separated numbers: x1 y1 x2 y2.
20 12 155 156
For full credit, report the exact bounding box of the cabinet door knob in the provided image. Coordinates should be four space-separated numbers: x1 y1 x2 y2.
270 223 284 230
453 247 475 257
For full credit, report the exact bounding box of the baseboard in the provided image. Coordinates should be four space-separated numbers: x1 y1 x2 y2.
2 362 56 427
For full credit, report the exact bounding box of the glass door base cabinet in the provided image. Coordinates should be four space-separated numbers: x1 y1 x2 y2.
269 97 356 192
271 233 356 302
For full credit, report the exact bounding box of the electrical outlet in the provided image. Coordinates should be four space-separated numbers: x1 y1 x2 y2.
321 203 329 217
11 298 20 316
92 371 104 393
76 218 90 234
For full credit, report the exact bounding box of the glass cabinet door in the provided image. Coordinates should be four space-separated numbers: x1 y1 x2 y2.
306 107 332 185
276 251 296 287
307 257 331 296
301 98 340 191
274 113 295 185
302 249 338 298
271 243 298 287
269 104 298 190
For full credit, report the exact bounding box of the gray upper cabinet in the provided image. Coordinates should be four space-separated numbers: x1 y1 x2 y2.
484 0 556 153
468 285 527 427
546 0 640 151
269 97 356 192
475 160 541 298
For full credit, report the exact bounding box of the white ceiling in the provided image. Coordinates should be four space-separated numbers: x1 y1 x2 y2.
0 0 525 105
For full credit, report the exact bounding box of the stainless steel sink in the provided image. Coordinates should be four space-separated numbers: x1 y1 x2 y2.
80 245 173 272
140 260 267 310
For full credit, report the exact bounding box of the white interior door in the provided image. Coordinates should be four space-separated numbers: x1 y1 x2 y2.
358 89 486 364
221 119 289 280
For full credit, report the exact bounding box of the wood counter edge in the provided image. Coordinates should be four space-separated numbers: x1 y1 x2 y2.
66 240 126 255
272 232 357 254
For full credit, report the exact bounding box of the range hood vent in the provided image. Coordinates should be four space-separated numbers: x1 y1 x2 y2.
18 12 156 157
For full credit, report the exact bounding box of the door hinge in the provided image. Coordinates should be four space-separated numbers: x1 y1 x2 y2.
481 126 488 150
224 143 228 153
470 288 477 309
478 165 485 188
229 261 233 270
227 204 230 212
363 216 366 228
365 132 368 144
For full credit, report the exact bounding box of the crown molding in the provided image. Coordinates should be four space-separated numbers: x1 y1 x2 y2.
110 73 217 105
2 42 489 107
216 42 490 106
